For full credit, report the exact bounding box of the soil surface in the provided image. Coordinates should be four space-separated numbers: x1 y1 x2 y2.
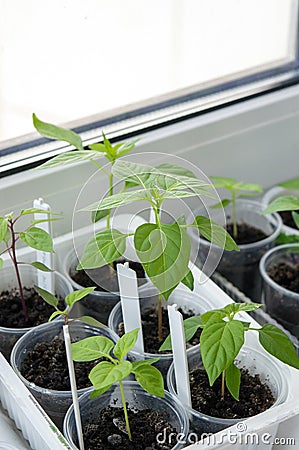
0 287 65 328
71 259 146 292
279 210 299 230
226 223 267 245
20 336 101 390
267 261 299 294
118 306 201 354
77 405 179 449
190 367 275 419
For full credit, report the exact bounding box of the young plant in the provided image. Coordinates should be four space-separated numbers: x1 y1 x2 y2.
71 328 164 441
0 208 57 321
160 302 299 401
79 160 239 341
210 176 263 239
33 114 138 227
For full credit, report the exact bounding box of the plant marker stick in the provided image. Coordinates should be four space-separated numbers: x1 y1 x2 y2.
33 198 54 293
168 304 192 408
63 325 85 450
117 262 144 355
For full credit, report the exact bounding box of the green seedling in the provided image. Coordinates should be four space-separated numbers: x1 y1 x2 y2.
210 176 263 239
33 113 138 227
71 328 164 441
0 208 57 321
160 302 299 401
34 285 103 327
79 160 239 340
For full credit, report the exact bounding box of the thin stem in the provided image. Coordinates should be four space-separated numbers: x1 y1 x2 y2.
157 293 163 342
221 370 225 401
231 192 237 239
9 220 28 321
119 381 132 441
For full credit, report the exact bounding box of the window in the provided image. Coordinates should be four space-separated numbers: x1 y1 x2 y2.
1 0 298 174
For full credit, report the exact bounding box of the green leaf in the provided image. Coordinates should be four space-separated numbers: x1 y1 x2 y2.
134 221 191 299
19 227 54 252
34 285 58 308
0 258 3 270
262 196 299 215
78 229 128 269
278 178 299 191
276 232 299 244
292 212 299 229
49 310 64 321
78 316 104 328
33 113 84 150
20 208 58 216
226 363 241 400
131 358 160 371
159 315 203 352
210 177 262 196
114 329 139 360
155 163 196 179
91 209 111 223
258 324 299 369
211 199 231 209
200 319 244 385
223 302 262 315
132 363 164 398
89 360 132 389
0 218 8 241
30 262 53 272
114 138 139 158
81 189 150 212
37 150 101 169
30 218 61 227
181 269 194 291
71 336 115 362
193 216 239 251
200 309 227 324
90 384 113 398
65 287 96 307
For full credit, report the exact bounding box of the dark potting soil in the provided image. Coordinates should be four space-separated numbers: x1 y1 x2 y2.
71 259 146 292
0 287 65 328
267 261 299 294
279 210 299 230
78 405 179 450
20 336 100 390
190 367 275 419
118 306 201 354
226 223 267 245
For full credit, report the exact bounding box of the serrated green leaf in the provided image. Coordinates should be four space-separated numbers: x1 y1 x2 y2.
262 196 299 215
200 319 244 385
292 212 299 229
134 221 191 299
78 316 104 328
89 360 132 389
278 178 299 191
132 363 164 397
72 336 115 362
258 324 299 369
65 287 96 307
19 227 54 252
0 218 8 241
33 113 83 150
226 363 241 400
114 328 139 360
91 209 111 223
34 285 58 308
193 216 239 251
49 310 64 322
30 262 53 272
78 229 128 269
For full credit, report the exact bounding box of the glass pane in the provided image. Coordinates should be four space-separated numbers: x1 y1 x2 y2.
0 0 298 144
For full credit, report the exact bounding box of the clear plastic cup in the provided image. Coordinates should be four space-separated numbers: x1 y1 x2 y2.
63 381 189 450
0 264 73 360
167 345 290 436
108 285 217 378
188 199 282 301
260 244 299 338
262 186 299 236
10 319 119 430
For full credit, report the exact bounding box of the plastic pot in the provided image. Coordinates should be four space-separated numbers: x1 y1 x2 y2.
167 345 290 436
188 199 282 301
260 243 299 338
0 264 72 360
10 319 119 430
263 186 299 235
63 381 189 450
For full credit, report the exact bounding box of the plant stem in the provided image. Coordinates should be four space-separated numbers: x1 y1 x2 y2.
221 370 225 401
158 293 163 342
119 380 132 441
9 221 28 321
231 192 237 239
